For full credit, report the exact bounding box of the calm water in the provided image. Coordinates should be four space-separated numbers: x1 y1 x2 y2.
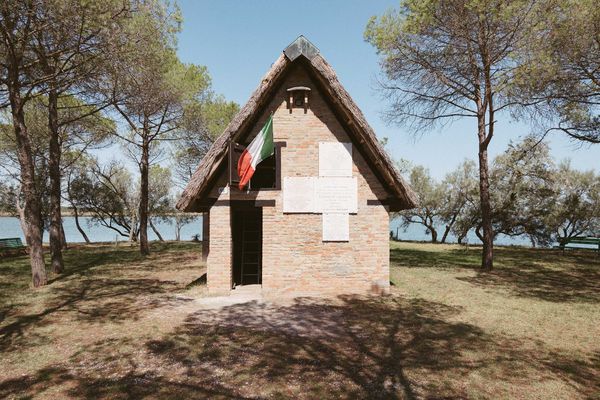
389 218 530 247
0 215 529 246
0 216 203 243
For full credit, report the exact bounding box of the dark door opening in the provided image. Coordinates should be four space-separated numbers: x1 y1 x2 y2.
232 207 262 287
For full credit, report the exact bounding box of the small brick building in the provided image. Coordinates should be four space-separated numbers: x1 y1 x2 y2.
177 37 416 297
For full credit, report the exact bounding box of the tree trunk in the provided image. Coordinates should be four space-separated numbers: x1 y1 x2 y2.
429 226 438 243
475 225 484 242
128 209 138 243
424 216 438 243
478 41 495 270
15 194 30 245
138 136 150 255
441 212 459 244
8 83 47 287
47 87 64 274
72 203 90 243
440 225 451 244
60 222 68 250
175 221 181 242
149 219 164 242
529 235 537 248
478 131 494 270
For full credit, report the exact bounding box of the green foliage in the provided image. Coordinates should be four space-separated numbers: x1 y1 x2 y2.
148 165 172 220
399 165 446 242
364 0 537 129
545 161 600 239
0 180 17 214
394 158 414 176
111 1 210 134
441 160 478 243
172 95 239 184
68 157 138 239
396 135 600 246
57 96 116 150
201 96 240 139
513 0 599 143
399 160 478 243
488 137 557 244
435 137 560 245
443 136 600 246
0 96 114 175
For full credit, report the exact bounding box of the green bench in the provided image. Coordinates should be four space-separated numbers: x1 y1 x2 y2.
0 237 28 256
556 236 600 254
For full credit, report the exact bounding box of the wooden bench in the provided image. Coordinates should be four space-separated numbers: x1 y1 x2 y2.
556 236 600 254
0 237 28 256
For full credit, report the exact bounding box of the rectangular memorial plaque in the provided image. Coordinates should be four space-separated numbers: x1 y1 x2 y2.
322 212 349 242
283 177 317 213
319 142 352 177
317 176 358 213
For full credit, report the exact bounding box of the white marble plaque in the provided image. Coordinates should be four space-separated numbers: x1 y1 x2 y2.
322 213 349 242
283 177 317 213
317 177 358 213
319 142 352 177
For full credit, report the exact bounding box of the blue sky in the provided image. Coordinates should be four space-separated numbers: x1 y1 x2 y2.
169 1 598 179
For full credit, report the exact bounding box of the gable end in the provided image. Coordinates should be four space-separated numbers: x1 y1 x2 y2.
176 37 418 212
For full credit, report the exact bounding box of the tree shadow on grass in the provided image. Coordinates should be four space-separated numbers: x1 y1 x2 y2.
0 364 255 400
460 264 600 302
0 275 182 353
145 296 597 399
49 246 144 282
390 247 480 270
392 246 600 303
0 242 203 353
460 248 600 303
0 296 479 399
0 295 597 399
49 242 201 283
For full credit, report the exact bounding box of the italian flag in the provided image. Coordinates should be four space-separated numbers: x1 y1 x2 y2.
237 114 274 190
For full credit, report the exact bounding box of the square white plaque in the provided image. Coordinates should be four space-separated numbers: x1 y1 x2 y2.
322 213 350 242
319 142 352 177
283 177 317 213
317 176 358 213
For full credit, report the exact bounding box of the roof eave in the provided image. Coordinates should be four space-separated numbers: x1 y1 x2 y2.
176 54 291 212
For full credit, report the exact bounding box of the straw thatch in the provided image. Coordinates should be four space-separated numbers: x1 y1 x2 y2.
177 36 417 212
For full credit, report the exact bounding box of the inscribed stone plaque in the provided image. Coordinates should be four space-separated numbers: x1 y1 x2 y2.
322 213 349 242
283 177 317 213
319 142 352 177
317 177 358 213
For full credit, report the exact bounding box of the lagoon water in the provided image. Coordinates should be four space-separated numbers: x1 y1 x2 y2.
0 216 203 243
0 215 529 246
389 219 530 247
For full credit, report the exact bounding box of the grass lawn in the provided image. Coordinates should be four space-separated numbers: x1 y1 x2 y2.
0 241 598 399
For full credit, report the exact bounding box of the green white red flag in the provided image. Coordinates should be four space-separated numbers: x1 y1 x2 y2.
237 114 274 190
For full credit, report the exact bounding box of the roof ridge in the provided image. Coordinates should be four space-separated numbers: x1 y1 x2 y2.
283 35 320 61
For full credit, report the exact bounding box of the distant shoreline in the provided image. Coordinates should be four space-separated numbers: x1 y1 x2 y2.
0 212 201 218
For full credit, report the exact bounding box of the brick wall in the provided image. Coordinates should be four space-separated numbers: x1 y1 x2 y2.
206 201 232 295
206 64 392 297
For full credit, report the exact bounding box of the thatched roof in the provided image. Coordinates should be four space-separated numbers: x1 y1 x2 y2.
177 36 417 212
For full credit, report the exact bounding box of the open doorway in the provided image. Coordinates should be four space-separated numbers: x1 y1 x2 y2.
232 206 263 288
